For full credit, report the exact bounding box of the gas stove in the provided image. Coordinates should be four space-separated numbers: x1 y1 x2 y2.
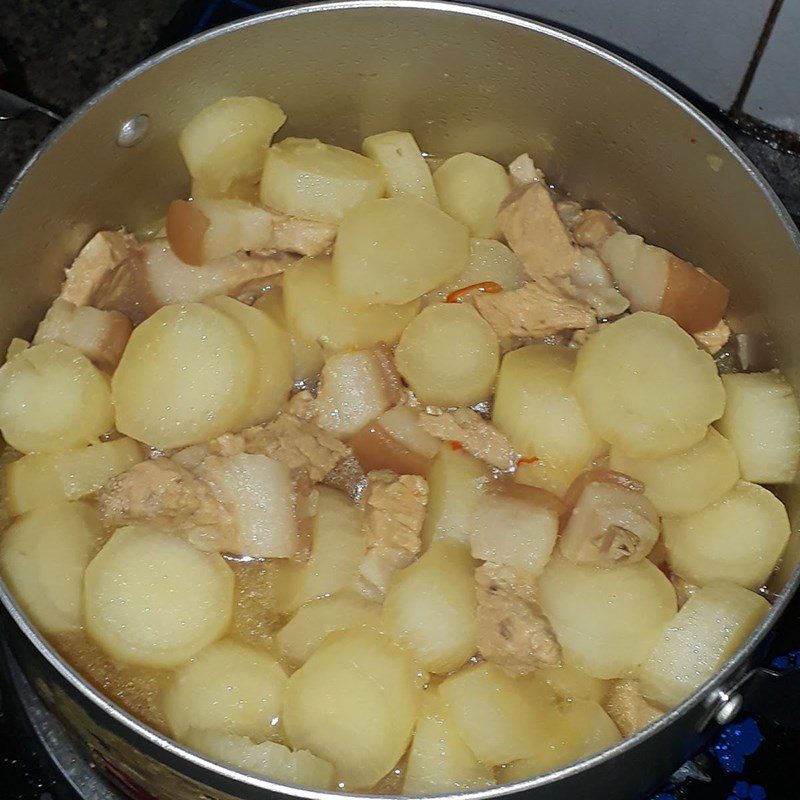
1 2 799 800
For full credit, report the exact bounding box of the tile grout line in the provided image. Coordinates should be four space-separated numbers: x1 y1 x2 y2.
730 0 785 115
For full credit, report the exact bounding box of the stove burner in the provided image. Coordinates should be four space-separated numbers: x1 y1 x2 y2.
2 645 122 800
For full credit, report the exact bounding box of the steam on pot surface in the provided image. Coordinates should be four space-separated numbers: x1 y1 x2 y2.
0 94 797 794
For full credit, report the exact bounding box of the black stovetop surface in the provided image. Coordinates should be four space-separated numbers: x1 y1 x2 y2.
2 2 800 799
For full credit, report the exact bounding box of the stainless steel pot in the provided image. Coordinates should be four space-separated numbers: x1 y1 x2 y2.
1 2 800 799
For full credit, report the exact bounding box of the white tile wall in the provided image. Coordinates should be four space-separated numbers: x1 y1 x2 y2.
743 0 800 134
492 0 773 109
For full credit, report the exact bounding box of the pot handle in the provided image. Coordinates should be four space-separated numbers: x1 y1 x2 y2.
0 88 63 123
740 664 800 730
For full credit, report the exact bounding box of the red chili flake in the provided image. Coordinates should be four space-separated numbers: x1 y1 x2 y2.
516 455 540 466
449 441 464 451
445 281 503 303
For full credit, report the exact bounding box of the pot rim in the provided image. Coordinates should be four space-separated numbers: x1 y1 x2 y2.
1 1 799 798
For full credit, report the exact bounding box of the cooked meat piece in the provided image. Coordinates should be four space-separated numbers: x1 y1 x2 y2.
315 346 403 438
476 566 560 673
359 470 428 594
693 319 731 355
670 574 699 607
604 680 662 736
97 458 235 551
418 407 517 470
475 278 595 339
269 214 337 257
572 209 622 250
33 299 132 371
556 200 584 230
560 480 660 567
507 153 544 188
60 230 137 306
475 561 538 604
497 183 579 280
208 394 350 482
558 249 629 319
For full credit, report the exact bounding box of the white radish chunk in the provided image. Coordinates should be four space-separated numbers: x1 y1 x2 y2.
362 131 438 205
6 438 143 516
283 255 419 353
663 481 790 590
433 153 511 238
383 540 477 673
253 288 324 385
537 661 606 704
261 137 384 223
638 582 769 707
538 555 677 679
438 663 558 765
179 96 286 195
0 342 113 454
442 238 527 297
84 526 234 668
403 690 495 795
395 304 499 407
715 372 800 484
184 729 334 789
609 427 740 516
0 502 101 634
470 485 559 574
205 296 293 427
199 454 298 559
315 349 401 438
573 312 725 458
112 303 258 449
276 488 365 613
333 197 470 305
493 344 606 496
421 446 487 548
163 638 287 740
283 629 421 789
276 593 381 665
503 700 621 782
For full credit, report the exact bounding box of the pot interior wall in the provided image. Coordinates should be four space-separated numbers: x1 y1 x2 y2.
0 3 798 572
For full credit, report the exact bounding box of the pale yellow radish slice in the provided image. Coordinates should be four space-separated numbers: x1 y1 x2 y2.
638 582 769 707
438 663 557 765
276 593 381 666
383 540 477 674
276 488 365 613
404 689 495 795
184 729 334 789
179 96 286 195
112 303 257 449
538 555 677 679
493 344 606 497
84 526 234 668
261 137 384 223
433 153 511 238
333 197 469 305
609 427 739 516
0 342 113 454
163 638 287 740
573 312 725 458
663 481 790 590
283 256 419 353
205 296 293 427
362 131 438 205
395 304 499 407
0 501 101 634
283 629 421 789
715 371 800 484
6 437 143 516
